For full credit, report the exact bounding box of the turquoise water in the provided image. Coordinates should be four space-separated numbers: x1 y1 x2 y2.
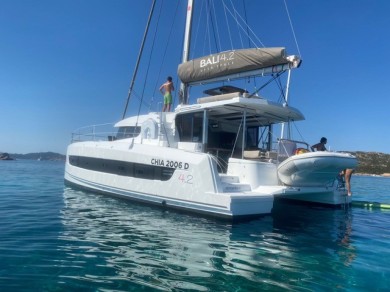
1 160 389 291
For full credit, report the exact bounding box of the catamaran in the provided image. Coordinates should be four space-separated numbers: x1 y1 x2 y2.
64 0 357 219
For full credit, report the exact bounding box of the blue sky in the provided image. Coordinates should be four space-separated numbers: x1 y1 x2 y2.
1 0 389 155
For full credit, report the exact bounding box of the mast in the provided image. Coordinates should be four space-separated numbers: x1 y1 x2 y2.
179 0 194 105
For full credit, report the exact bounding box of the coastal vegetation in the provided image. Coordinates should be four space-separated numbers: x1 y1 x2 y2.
8 152 65 161
347 151 390 176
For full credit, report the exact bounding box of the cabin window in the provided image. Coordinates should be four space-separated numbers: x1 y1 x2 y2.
116 126 141 140
176 113 203 142
207 120 235 149
246 126 259 149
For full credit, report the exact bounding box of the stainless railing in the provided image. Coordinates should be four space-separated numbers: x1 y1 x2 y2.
70 123 117 143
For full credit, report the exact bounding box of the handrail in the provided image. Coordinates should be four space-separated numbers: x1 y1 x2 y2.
278 138 309 149
71 123 116 143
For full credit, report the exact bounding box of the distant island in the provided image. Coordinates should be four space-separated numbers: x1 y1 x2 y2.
6 152 66 161
1 151 389 175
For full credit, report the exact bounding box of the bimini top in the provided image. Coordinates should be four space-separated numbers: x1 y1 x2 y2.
175 93 305 126
178 47 301 85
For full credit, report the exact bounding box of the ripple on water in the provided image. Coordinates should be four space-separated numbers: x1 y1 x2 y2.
0 162 390 291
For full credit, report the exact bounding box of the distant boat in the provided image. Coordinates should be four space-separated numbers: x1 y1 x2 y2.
64 0 357 219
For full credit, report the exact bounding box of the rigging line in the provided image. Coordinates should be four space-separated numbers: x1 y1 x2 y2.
202 0 210 55
292 120 306 142
247 71 285 98
222 1 264 48
210 0 222 52
132 89 149 108
242 0 250 48
137 0 163 115
254 123 273 148
242 0 258 92
122 0 156 119
150 0 181 111
229 0 244 48
202 15 208 55
257 127 266 146
274 76 286 103
284 0 301 56
242 0 257 88
222 0 234 50
191 0 205 60
205 0 212 55
231 116 244 158
208 0 219 52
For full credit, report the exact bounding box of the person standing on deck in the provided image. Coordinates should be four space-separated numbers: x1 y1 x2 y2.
160 76 175 112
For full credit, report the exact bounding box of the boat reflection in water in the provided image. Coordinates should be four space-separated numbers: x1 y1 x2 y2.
59 187 356 291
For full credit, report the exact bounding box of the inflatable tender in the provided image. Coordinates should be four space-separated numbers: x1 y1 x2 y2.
277 151 357 187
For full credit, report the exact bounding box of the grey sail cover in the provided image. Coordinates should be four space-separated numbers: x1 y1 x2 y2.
178 47 296 84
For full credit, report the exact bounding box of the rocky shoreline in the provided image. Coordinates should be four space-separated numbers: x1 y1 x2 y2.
355 172 390 177
346 151 390 175
1 152 65 161
0 152 14 160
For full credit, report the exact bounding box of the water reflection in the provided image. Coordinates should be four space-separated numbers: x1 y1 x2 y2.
60 187 357 291
272 201 356 269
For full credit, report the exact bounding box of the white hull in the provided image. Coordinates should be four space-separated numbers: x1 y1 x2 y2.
65 113 356 219
277 183 352 205
65 140 274 219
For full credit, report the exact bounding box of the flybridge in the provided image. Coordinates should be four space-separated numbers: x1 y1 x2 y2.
178 47 301 85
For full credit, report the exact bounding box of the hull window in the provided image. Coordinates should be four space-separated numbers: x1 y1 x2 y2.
69 155 174 181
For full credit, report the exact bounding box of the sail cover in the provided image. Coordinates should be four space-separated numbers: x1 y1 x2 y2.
178 47 300 84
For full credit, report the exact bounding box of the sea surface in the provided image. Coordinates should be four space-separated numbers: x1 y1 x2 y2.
1 160 389 291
